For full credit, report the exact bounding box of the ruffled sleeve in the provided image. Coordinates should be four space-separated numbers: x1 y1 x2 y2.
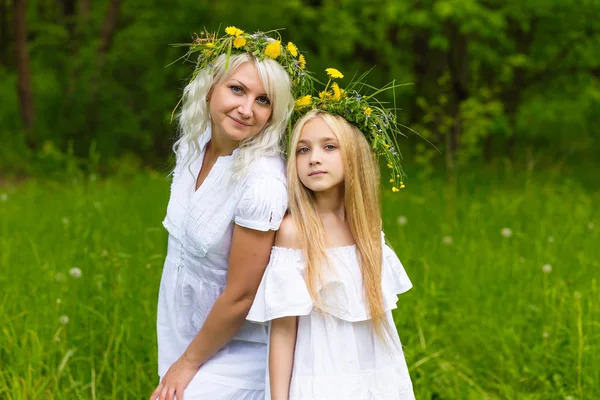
234 158 288 231
381 233 413 306
247 247 312 322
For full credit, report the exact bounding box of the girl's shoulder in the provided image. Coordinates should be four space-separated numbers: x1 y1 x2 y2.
274 214 301 250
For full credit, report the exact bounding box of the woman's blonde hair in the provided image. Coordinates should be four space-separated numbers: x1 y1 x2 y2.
175 53 294 181
287 109 389 341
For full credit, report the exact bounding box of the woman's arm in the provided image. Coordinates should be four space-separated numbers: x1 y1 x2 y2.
269 316 298 400
150 224 275 400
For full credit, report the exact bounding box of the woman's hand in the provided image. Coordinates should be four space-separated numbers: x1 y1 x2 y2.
149 354 199 400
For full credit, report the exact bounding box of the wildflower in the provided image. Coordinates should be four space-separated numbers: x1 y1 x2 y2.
264 40 281 59
233 36 246 48
55 272 66 282
59 315 69 325
298 54 306 69
205 42 215 48
363 107 373 116
225 26 243 36
442 236 453 245
387 163 392 169
356 94 362 101
0 193 7 202
56 298 61 305
69 267 82 278
392 187 400 192
543 331 550 339
319 91 331 100
400 184 406 189
295 95 311 107
384 144 390 149
397 216 407 225
389 179 395 183
501 228 513 238
332 82 342 100
542 264 552 274
325 68 344 79
547 236 554 243
287 42 298 57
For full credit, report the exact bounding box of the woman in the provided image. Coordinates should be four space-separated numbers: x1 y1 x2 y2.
151 29 308 400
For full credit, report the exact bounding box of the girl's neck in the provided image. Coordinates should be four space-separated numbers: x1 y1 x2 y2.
314 186 346 221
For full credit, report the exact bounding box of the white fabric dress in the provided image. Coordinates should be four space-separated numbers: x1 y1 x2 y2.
157 129 288 399
247 235 415 400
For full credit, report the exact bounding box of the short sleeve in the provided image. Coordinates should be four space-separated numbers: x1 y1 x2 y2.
382 233 413 297
246 247 313 323
234 173 288 231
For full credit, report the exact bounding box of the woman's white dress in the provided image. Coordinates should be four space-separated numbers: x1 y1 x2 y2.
157 129 288 399
247 235 415 399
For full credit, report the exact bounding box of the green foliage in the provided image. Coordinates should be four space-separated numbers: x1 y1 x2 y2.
1 0 599 175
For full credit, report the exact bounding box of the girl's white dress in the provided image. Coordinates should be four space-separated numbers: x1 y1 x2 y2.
247 236 415 400
157 129 288 399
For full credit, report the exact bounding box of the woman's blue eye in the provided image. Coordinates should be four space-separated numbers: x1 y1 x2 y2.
231 85 243 94
257 96 271 106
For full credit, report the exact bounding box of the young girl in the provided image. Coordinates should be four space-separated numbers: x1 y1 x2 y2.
247 108 415 399
151 29 313 400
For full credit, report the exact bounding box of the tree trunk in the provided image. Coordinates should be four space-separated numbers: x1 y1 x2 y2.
13 0 36 149
0 0 9 66
99 0 119 57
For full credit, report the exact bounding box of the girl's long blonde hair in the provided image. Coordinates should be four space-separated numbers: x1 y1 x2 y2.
287 109 389 341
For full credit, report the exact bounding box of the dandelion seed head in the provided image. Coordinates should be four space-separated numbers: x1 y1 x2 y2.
397 216 407 225
547 236 554 243
0 193 7 202
543 331 550 339
56 298 61 305
501 228 513 238
542 264 552 274
442 236 453 245
59 315 69 325
69 267 82 278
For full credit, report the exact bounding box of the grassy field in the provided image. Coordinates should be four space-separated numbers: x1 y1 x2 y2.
0 167 598 399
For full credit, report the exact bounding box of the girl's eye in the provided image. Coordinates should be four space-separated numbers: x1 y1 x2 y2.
231 85 243 94
257 96 271 106
324 144 337 150
297 147 309 154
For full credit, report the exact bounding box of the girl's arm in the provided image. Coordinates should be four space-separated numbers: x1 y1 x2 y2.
269 316 298 400
150 224 275 400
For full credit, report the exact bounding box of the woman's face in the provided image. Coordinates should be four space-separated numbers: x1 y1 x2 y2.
295 117 345 194
208 62 273 143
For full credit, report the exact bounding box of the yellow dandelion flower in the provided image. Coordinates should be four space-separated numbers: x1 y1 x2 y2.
206 42 215 48
233 36 246 48
387 163 392 169
392 187 400 192
332 82 342 100
287 42 298 57
264 40 282 59
325 68 344 79
319 90 331 100
389 179 395 183
225 26 243 36
363 107 373 116
400 184 405 189
299 54 306 69
295 95 311 107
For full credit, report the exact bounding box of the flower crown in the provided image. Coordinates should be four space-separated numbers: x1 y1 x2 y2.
173 26 315 100
293 68 407 191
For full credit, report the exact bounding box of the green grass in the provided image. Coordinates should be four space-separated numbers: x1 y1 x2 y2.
0 168 598 399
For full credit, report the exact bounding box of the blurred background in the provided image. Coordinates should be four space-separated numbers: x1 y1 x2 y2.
1 1 599 399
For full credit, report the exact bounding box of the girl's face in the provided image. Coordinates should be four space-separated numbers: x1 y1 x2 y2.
296 117 345 193
208 62 272 142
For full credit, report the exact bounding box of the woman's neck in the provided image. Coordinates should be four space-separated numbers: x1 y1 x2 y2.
207 124 240 158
